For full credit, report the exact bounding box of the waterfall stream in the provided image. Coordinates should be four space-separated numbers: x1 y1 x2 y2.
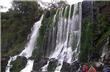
5 1 82 72
5 15 44 72
42 3 82 72
3 0 110 72
19 15 44 58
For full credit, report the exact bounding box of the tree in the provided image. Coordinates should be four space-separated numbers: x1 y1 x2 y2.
1 1 43 56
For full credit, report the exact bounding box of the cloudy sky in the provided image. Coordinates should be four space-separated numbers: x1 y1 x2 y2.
0 0 13 12
0 0 83 12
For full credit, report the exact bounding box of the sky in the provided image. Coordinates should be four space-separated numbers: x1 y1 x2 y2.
38 0 83 4
0 0 13 12
0 0 83 12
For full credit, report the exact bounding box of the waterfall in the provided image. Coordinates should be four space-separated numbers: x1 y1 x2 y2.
20 15 44 72
42 2 82 72
5 15 44 72
5 1 82 72
19 15 44 58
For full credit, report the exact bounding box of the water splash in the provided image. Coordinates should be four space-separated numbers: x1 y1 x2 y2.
5 55 17 72
20 60 34 72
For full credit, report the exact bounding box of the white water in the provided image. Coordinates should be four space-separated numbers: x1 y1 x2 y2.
55 5 72 63
41 8 59 71
19 15 44 72
41 3 82 72
54 3 81 72
5 1 82 72
20 60 34 72
42 61 50 71
5 55 18 72
5 15 44 72
19 15 44 58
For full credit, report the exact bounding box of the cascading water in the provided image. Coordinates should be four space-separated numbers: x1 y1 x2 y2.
42 2 82 72
3 0 109 72
19 15 44 58
5 15 44 72
5 1 82 72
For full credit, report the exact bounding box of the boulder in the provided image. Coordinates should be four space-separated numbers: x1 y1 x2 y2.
32 57 48 71
10 56 27 72
47 58 58 71
61 62 71 72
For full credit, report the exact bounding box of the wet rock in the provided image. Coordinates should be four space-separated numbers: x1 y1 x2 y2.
45 10 51 18
70 61 80 72
32 57 48 71
89 52 101 62
35 15 42 22
10 56 27 72
1 56 10 72
61 61 80 72
61 62 71 72
82 1 93 18
47 58 58 71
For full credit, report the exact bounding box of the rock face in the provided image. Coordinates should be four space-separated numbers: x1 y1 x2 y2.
10 56 27 72
32 57 48 71
61 61 80 72
47 58 58 71
82 1 93 18
93 1 110 63
80 1 110 63
61 62 71 72
1 56 10 72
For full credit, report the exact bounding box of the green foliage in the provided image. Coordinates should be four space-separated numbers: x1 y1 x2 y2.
79 16 93 63
61 4 74 19
1 1 43 57
10 56 27 72
80 14 110 63
92 14 110 55
79 1 110 63
93 14 110 47
63 6 69 18
92 1 110 51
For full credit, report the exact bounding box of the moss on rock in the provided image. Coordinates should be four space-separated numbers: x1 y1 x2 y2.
10 56 27 72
